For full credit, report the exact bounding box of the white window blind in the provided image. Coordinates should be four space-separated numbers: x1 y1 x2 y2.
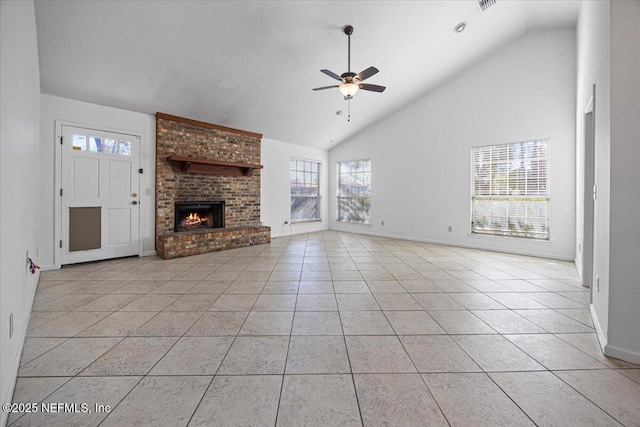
472 140 549 240
337 159 371 224
290 158 321 222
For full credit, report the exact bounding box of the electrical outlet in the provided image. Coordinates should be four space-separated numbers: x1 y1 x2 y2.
596 275 600 292
448 226 452 232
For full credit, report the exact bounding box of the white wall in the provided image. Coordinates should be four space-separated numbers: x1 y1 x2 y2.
329 30 577 260
261 138 329 238
38 95 156 268
0 1 41 425
575 0 611 346
606 0 640 364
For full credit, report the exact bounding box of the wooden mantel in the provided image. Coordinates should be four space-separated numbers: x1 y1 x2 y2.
166 155 263 177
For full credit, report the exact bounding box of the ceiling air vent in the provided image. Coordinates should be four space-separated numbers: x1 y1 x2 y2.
478 0 496 12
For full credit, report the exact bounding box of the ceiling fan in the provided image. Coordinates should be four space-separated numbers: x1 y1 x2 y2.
313 25 386 100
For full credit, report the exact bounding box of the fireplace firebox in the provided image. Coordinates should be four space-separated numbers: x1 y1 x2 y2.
174 201 224 232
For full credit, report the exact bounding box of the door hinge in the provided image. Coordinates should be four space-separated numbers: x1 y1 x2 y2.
593 184 597 200
60 188 63 197
60 136 63 145
59 240 62 248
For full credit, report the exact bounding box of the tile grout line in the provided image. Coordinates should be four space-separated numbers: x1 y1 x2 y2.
483 371 544 426
267 234 295 427
372 259 456 427
101 249 259 425
93 301 206 424
548 369 628 426
184 243 276 426
336 232 366 427
83 256 169 424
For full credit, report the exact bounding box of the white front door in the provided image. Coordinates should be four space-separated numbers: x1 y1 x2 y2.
61 125 140 264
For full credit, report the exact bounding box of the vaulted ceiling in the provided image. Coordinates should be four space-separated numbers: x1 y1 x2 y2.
34 0 580 149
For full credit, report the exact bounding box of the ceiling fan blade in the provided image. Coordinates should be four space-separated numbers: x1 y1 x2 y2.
355 66 379 82
320 69 342 81
358 83 386 93
312 85 339 91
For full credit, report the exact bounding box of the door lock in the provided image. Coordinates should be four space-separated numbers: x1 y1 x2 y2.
132 201 138 205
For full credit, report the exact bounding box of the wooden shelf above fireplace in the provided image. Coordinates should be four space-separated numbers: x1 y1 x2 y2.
166 155 263 177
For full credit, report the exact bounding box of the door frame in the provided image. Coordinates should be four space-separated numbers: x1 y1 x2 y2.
582 85 596 296
54 120 143 268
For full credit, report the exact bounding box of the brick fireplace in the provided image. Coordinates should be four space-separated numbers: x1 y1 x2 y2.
155 113 270 259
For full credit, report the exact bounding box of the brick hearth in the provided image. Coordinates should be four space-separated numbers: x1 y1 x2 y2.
157 225 270 259
155 113 270 259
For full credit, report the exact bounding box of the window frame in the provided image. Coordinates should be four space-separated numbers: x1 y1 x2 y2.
336 158 372 225
470 139 550 240
290 157 322 223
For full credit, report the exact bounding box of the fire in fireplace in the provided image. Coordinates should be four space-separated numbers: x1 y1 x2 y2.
174 201 224 232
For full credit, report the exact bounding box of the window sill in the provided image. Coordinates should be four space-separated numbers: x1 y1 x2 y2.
336 220 372 227
467 232 553 244
291 219 322 224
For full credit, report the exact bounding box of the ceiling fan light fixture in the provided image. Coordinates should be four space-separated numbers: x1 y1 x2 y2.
339 83 359 99
313 25 385 105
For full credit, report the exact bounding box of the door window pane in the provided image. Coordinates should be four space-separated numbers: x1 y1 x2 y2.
104 138 117 153
72 135 87 151
118 141 132 156
89 137 103 152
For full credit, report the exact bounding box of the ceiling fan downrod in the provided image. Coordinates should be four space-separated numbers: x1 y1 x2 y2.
344 25 353 73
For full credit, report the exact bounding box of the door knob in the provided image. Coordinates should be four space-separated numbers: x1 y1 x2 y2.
132 201 138 205
131 192 137 197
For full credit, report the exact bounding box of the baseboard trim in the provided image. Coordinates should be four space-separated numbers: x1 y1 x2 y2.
604 343 640 365
42 252 158 271
328 227 575 262
590 304 607 353
271 226 329 239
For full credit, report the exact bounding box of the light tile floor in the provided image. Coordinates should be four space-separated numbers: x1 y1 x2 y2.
8 232 640 426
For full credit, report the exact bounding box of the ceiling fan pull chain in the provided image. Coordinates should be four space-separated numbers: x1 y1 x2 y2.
348 100 351 122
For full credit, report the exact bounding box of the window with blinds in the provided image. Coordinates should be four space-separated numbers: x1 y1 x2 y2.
290 158 321 222
337 159 371 224
471 140 549 240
